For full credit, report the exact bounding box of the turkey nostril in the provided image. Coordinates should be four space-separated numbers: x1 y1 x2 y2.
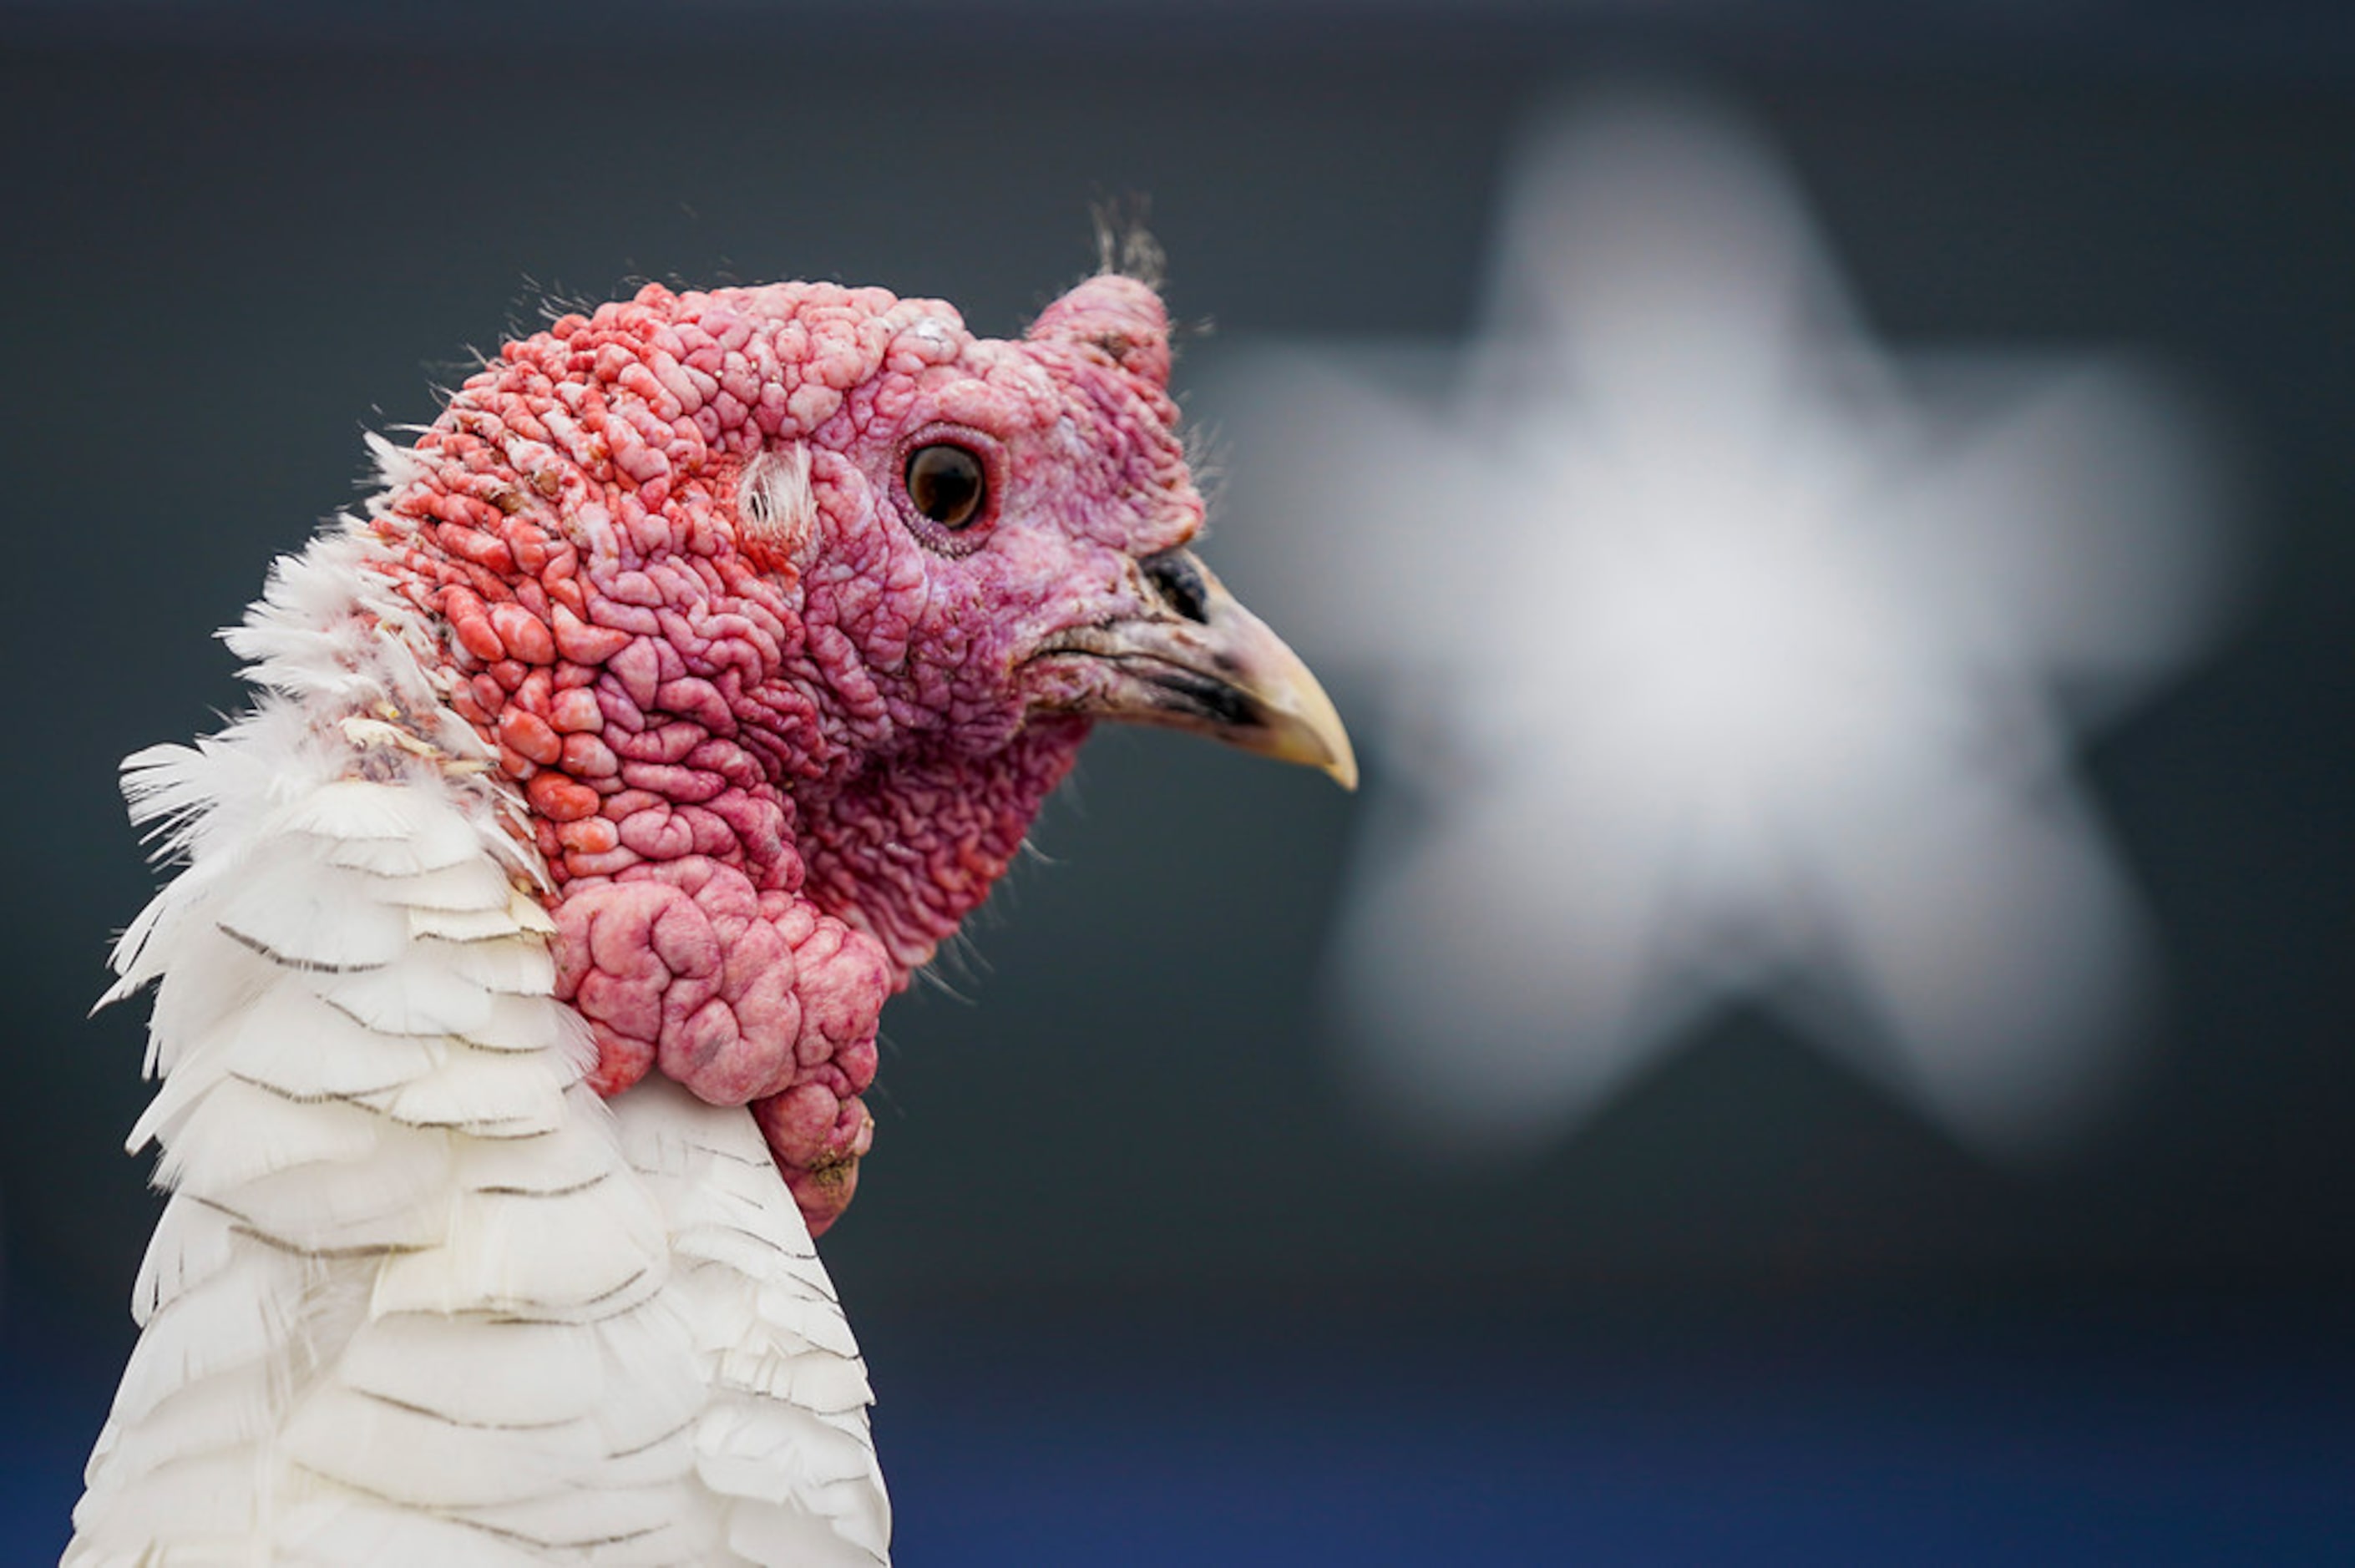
1142 549 1211 625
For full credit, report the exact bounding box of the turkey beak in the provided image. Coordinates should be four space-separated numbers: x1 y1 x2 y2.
1036 549 1358 790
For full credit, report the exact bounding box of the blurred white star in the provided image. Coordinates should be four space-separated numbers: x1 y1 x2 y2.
1206 87 2236 1161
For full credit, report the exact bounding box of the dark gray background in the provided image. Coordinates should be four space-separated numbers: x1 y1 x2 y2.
3 6 2350 1561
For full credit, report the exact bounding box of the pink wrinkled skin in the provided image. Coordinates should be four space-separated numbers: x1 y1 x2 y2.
368 273 1202 1233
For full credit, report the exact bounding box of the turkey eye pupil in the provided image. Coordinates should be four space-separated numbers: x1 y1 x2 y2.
905 444 985 529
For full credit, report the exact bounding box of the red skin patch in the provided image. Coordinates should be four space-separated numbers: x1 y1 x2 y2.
369 275 1199 1235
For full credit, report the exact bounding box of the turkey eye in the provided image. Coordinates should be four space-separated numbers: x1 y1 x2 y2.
904 443 987 529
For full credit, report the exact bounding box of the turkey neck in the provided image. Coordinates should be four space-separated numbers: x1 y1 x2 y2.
789 716 1092 984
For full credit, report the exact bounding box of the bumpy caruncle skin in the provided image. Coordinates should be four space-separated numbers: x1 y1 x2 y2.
368 274 1202 1233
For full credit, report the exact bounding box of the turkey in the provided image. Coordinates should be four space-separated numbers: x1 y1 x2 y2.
68 260 1354 1565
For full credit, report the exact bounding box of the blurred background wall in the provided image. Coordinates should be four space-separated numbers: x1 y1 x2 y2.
3 3 2349 1561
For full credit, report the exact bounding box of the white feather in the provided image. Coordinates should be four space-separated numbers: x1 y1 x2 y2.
352 1046 570 1137
426 933 560 995
75 1447 269 1553
310 953 504 1036
333 1315 611 1428
458 988 586 1055
448 1101 634 1196
215 860 413 971
152 1076 395 1192
617 1080 894 1565
407 902 534 942
128 1196 239 1325
110 1250 301 1424
283 778 487 866
183 981 448 1105
369 859 523 915
273 1504 557 1568
367 1176 667 1318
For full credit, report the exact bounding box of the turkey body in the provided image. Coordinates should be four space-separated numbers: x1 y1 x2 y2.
68 527 890 1565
